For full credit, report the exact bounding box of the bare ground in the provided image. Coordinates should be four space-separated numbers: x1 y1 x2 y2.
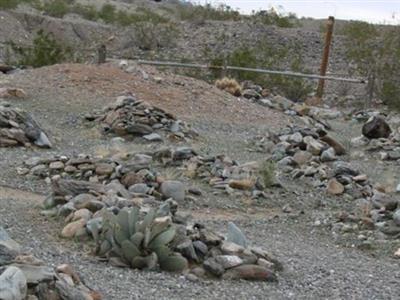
0 63 399 299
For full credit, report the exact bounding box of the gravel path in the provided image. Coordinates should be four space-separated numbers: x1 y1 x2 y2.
1 186 399 300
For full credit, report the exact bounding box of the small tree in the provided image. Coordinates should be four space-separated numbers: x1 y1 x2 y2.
8 30 71 67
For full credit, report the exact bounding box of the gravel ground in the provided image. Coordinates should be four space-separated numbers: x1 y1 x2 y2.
1 63 400 299
1 187 399 300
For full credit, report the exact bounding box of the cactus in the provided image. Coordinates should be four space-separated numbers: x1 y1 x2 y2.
95 204 188 273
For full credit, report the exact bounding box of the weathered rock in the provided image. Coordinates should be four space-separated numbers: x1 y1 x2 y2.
10 264 54 285
61 219 86 238
160 180 185 202
203 258 224 277
222 264 277 282
95 163 114 176
362 116 392 139
0 266 27 300
321 147 336 162
393 210 400 226
371 192 398 211
215 255 243 269
143 133 162 142
327 178 344 195
49 161 64 170
292 151 312 165
226 222 247 248
304 136 324 155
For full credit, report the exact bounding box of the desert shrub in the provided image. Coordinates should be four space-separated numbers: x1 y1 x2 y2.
0 0 19 9
98 3 117 24
177 3 241 23
42 0 71 18
342 21 400 110
8 29 71 67
260 160 276 188
215 77 242 96
209 41 312 101
134 21 179 50
252 8 299 28
71 3 98 21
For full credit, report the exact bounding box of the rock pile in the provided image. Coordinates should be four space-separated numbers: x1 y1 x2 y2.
43 185 281 282
85 95 197 142
0 226 101 300
0 105 51 148
183 154 270 197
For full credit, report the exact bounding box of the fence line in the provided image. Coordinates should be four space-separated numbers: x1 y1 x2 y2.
137 60 367 84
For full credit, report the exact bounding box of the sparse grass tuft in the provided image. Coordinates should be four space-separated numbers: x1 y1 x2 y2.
215 77 242 96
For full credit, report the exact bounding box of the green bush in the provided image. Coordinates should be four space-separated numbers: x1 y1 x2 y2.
71 3 98 21
0 0 19 9
42 0 71 18
252 8 299 28
208 41 312 101
177 3 241 22
98 4 117 24
8 29 71 67
342 21 400 110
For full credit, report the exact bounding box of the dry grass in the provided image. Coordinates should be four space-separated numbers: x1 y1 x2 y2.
215 77 242 96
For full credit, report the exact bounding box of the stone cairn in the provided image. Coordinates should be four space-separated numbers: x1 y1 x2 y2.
85 95 197 142
0 104 51 148
0 227 101 300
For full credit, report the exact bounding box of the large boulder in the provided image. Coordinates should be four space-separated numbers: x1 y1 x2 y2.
362 116 392 139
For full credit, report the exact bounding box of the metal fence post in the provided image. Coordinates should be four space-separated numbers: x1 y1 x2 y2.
316 16 335 100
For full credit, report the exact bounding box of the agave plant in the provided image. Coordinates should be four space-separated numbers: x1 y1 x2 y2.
92 206 188 272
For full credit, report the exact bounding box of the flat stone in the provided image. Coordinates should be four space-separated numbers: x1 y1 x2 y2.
95 163 114 176
226 222 247 248
160 180 185 202
143 133 162 142
222 264 277 282
0 266 27 300
215 255 243 269
49 161 64 170
10 264 54 285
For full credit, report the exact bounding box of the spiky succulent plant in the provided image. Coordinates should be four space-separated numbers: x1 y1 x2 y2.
92 206 188 272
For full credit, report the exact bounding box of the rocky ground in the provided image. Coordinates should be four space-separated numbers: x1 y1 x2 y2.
0 62 399 299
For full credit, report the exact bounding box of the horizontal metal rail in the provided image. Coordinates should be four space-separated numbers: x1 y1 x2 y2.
138 60 367 84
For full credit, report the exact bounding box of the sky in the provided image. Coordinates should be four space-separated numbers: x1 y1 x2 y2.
188 1 400 24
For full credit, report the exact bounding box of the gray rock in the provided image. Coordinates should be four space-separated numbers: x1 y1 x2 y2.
0 227 21 253
222 264 277 282
215 255 243 269
362 116 392 139
203 258 225 277
0 266 27 300
321 147 336 162
128 183 150 194
10 264 54 285
226 222 247 248
34 132 52 148
30 164 47 177
192 240 208 258
160 180 185 202
143 133 162 142
393 210 400 226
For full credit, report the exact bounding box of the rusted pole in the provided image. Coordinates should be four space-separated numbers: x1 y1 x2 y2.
97 44 106 64
316 16 335 99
